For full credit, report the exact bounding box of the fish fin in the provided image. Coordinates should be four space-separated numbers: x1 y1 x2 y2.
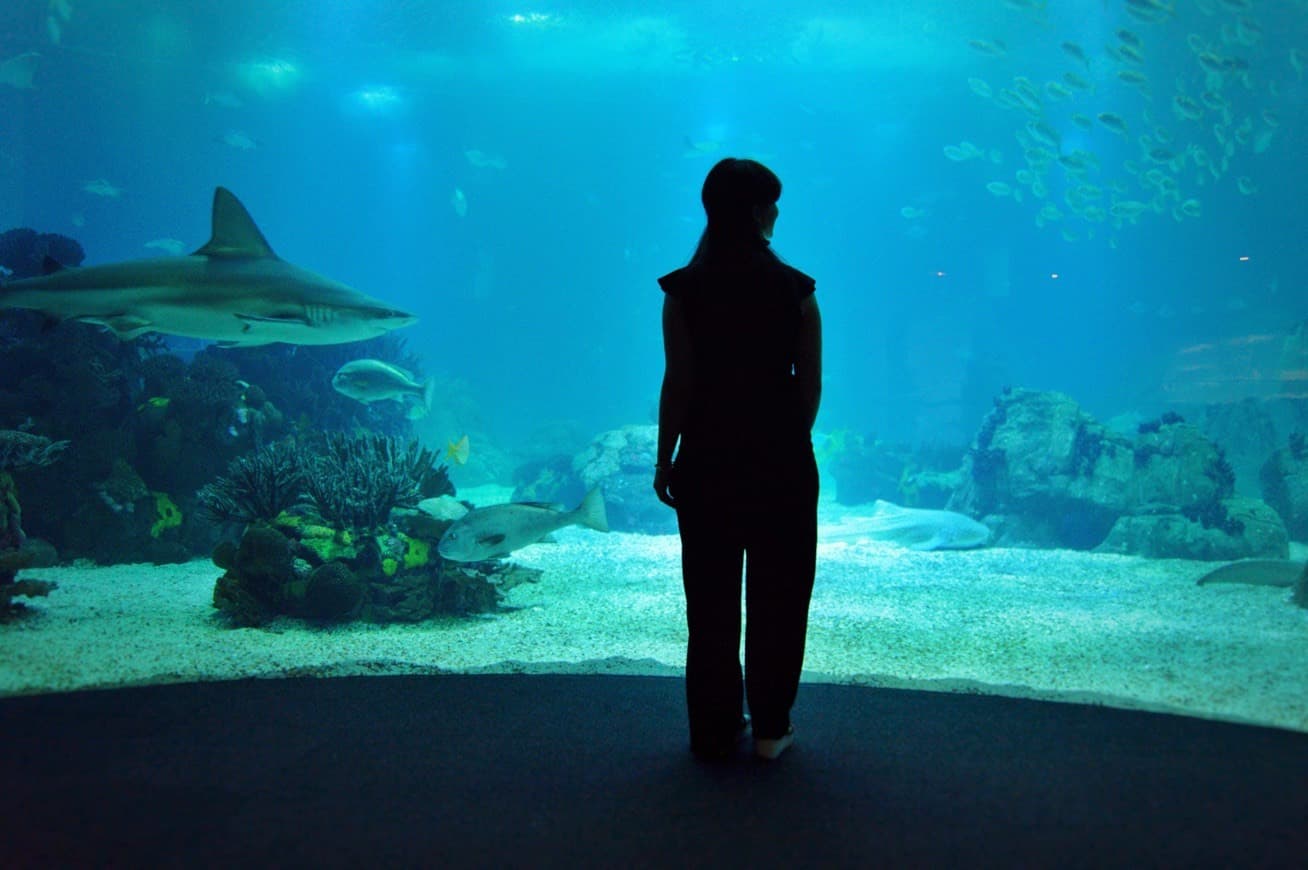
41 256 66 275
573 487 609 533
79 314 154 340
539 533 558 544
422 378 436 412
405 400 429 421
192 187 278 260
476 532 506 548
236 312 312 326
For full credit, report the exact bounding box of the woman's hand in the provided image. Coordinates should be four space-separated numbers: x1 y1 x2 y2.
653 465 676 509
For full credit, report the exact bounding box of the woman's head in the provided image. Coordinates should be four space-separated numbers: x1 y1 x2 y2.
691 158 782 263
702 158 781 238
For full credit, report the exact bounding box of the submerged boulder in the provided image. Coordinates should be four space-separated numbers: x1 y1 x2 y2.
1097 497 1288 560
572 424 674 534
949 388 1264 554
1260 434 1308 541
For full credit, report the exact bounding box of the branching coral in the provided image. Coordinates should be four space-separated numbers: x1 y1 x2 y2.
298 434 450 531
197 440 304 526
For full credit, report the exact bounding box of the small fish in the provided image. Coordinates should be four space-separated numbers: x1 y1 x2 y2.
1117 44 1144 65
446 434 470 465
220 130 258 151
451 187 468 218
1237 176 1257 195
83 178 123 198
0 52 40 90
144 238 186 256
968 39 1007 57
331 359 435 419
1061 41 1089 67
437 488 609 562
1097 112 1129 136
464 149 507 170
203 91 244 109
1172 95 1203 121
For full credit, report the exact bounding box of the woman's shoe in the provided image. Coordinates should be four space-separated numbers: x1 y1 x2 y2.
754 727 795 761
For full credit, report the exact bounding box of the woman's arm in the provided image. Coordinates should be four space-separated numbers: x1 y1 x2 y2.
654 296 692 507
657 295 692 466
795 294 822 432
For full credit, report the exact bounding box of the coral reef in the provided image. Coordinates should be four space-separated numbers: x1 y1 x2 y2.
0 227 85 278
298 434 452 531
212 511 538 627
0 429 69 473
0 544 56 619
198 441 303 526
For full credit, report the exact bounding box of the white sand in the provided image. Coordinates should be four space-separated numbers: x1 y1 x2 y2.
2 500 1306 733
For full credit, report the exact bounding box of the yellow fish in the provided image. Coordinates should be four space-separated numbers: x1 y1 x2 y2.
446 434 470 465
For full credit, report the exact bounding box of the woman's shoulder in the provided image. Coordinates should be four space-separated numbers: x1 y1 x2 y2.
657 265 696 297
772 261 816 298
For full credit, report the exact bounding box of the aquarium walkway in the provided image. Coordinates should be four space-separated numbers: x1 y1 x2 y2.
2 673 1305 866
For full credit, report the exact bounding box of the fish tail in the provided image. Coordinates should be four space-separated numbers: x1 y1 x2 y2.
573 487 609 533
422 377 436 412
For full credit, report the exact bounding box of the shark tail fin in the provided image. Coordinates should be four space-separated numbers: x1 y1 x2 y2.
573 487 609 533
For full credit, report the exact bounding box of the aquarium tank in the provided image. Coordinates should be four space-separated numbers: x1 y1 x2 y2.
0 0 1305 734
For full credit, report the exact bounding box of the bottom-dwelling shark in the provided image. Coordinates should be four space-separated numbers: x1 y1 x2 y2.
0 187 417 347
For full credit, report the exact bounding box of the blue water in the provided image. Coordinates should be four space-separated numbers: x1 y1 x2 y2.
2 0 1305 450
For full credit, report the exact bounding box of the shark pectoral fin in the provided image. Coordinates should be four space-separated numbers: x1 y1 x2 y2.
82 314 154 340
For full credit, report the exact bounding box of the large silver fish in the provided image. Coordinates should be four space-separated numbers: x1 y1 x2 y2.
332 359 434 419
0 187 416 347
437 488 609 562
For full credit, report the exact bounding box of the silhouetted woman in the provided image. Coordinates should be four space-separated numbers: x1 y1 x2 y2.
654 158 822 761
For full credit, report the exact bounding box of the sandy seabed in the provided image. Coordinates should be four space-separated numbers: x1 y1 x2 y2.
2 495 1306 734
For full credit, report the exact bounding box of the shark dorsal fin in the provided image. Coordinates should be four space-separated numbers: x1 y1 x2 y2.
192 187 278 259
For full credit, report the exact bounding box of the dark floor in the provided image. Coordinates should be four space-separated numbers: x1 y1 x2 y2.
1 674 1306 867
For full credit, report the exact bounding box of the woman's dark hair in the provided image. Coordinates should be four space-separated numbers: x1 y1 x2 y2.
689 158 781 266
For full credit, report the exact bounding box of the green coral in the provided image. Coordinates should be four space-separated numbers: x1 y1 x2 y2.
403 535 431 570
150 491 182 538
296 524 359 563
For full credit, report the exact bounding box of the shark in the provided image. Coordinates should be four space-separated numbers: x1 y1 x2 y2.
0 187 417 347
822 500 991 551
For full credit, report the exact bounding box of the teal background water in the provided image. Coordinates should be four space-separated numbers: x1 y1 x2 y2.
2 0 1305 452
